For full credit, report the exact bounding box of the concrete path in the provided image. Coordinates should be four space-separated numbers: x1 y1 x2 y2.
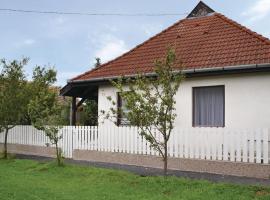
16 154 270 186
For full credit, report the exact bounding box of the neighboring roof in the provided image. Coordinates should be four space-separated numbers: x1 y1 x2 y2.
71 3 270 82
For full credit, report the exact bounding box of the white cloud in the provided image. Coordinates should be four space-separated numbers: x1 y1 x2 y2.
14 39 36 48
55 16 65 25
23 39 36 45
242 0 270 22
57 71 81 86
103 24 118 32
142 24 163 37
94 35 129 63
45 16 75 39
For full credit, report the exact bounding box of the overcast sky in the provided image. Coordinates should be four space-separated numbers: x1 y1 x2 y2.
1 0 270 86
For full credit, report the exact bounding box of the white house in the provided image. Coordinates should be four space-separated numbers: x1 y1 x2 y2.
61 1 270 129
1 2 270 179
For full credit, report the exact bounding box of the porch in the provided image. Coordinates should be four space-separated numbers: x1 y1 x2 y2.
60 80 99 125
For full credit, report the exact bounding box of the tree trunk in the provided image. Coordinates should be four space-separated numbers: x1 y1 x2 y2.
163 142 168 176
3 128 9 159
55 142 61 166
55 142 63 166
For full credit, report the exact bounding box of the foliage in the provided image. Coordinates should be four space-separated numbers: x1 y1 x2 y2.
59 97 72 125
28 67 64 166
0 58 29 159
104 48 184 175
95 57 101 68
18 66 59 125
77 57 100 125
0 59 66 162
0 159 269 200
81 100 98 126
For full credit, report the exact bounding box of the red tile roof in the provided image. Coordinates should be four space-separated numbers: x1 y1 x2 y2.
72 13 270 81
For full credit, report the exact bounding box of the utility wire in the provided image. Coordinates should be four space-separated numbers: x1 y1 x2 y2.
0 8 188 17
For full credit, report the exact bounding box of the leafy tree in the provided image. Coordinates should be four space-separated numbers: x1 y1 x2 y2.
0 58 29 159
28 67 65 166
46 86 71 126
94 57 101 68
81 100 98 126
59 97 72 125
104 48 184 175
78 57 100 125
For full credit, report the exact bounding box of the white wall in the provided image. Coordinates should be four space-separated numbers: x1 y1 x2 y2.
98 84 118 126
98 72 270 128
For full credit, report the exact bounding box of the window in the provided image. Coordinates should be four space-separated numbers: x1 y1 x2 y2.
117 93 130 126
193 86 225 127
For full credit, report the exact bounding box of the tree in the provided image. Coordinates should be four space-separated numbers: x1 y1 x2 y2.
0 58 29 159
105 48 184 175
94 57 101 68
81 100 98 126
58 97 72 126
78 57 100 125
28 67 65 166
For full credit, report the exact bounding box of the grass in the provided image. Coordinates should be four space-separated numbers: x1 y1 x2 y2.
0 159 269 200
0 152 16 159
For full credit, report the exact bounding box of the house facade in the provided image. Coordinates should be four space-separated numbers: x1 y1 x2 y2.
61 1 270 129
99 73 270 129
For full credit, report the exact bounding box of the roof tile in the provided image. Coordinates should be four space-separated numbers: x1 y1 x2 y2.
72 13 270 81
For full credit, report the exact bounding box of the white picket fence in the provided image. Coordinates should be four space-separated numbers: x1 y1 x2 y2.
0 126 269 164
0 126 75 158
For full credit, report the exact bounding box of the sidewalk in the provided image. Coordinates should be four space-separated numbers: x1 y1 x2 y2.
16 154 270 186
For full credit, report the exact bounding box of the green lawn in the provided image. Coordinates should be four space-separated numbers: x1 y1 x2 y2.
0 159 269 200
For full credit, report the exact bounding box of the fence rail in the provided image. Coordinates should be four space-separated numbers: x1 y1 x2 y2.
0 126 269 164
0 126 75 158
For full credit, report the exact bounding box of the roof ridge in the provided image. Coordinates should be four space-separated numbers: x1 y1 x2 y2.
71 18 187 81
214 13 270 46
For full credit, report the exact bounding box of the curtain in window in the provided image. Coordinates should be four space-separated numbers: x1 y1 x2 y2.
193 86 224 127
117 93 130 125
121 97 130 125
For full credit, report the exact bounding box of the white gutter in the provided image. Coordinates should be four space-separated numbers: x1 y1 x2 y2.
67 63 270 84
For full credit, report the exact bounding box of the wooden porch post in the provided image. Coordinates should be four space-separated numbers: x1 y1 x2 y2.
71 97 77 126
